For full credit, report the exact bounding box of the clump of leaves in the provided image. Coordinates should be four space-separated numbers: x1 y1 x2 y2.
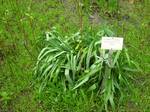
34 27 138 111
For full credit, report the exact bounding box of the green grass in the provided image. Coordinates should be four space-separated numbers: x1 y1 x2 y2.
0 0 149 112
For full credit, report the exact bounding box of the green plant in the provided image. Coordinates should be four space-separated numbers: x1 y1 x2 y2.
97 0 118 13
0 91 12 106
82 0 118 16
34 27 138 111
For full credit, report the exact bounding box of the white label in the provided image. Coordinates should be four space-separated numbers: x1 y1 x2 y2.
101 37 123 50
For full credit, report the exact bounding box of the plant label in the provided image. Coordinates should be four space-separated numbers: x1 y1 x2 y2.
101 37 123 50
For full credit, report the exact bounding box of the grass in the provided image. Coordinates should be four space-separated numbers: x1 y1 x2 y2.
0 0 150 112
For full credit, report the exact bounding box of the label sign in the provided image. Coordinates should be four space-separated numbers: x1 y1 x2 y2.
101 37 123 50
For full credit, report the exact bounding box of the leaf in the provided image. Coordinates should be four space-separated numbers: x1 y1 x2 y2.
88 83 97 91
50 58 66 81
109 93 115 111
38 49 57 61
73 76 89 90
72 55 77 80
37 47 50 59
47 51 66 62
112 51 121 66
65 68 73 84
124 48 131 65
130 61 142 72
86 42 94 69
40 64 53 80
52 66 61 83
73 66 100 90
123 67 139 72
77 48 87 70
